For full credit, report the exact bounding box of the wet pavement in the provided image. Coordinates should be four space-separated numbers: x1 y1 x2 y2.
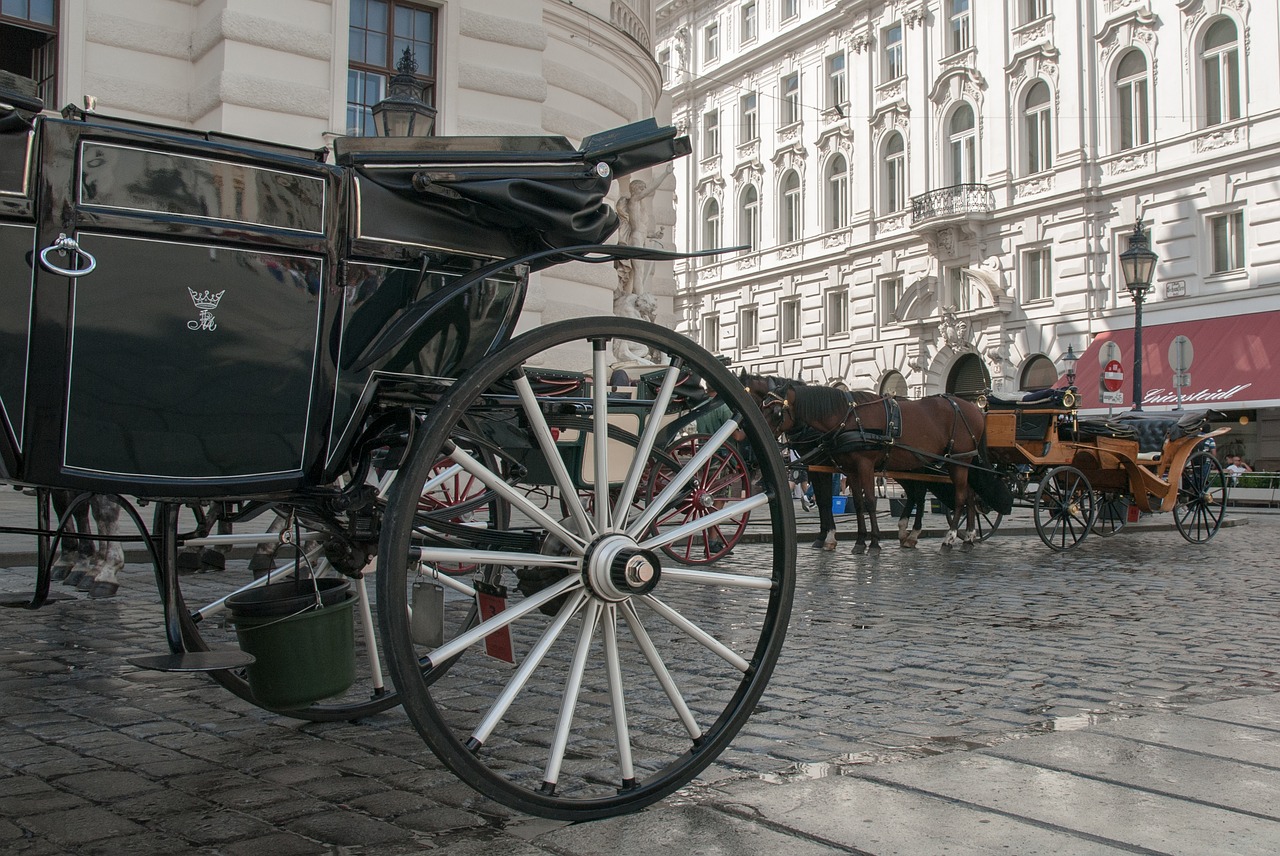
2 490 1279 853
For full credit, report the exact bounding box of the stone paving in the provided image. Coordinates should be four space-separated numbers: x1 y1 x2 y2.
1 506 1278 853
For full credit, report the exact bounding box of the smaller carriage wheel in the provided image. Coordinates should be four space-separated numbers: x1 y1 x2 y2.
646 433 751 564
1173 451 1226 543
1033 466 1095 551
1091 492 1132 537
973 499 1003 542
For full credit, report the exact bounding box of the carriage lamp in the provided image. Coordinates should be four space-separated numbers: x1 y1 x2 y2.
1119 220 1158 411
371 48 437 137
1059 343 1078 386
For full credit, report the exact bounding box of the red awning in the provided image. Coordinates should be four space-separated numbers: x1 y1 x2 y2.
1069 310 1280 412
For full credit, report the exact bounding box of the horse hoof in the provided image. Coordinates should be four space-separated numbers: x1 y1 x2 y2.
960 541 975 552
940 542 953 551
63 570 86 586
809 539 828 550
176 551 202 574
198 548 226 572
852 544 867 555
51 564 71 582
248 554 277 579
75 574 96 592
869 543 881 552
88 581 119 599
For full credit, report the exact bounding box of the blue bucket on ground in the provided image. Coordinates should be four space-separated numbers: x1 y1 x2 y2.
225 578 356 710
831 496 847 514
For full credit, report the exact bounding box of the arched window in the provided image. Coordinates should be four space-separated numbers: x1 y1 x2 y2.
825 154 849 230
701 198 721 254
881 132 906 213
1024 81 1052 174
1202 17 1241 126
780 170 802 243
948 103 976 185
1115 49 1150 150
880 370 908 398
947 354 990 401
1020 355 1059 390
738 184 760 251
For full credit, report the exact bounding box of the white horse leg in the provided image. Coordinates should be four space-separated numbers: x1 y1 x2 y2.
897 517 910 546
941 528 959 550
78 496 125 598
822 529 837 551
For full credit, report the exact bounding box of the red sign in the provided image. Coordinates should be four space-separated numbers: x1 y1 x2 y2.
1102 359 1124 392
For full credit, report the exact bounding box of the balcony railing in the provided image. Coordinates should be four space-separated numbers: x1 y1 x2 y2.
611 0 651 48
911 184 995 226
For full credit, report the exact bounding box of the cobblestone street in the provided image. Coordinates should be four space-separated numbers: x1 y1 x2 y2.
2 510 1278 853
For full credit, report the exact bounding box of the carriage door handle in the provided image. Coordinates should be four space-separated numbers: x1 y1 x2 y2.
39 233 98 277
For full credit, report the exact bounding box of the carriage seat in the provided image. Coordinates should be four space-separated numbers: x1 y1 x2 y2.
1075 410 1217 455
985 387 1073 409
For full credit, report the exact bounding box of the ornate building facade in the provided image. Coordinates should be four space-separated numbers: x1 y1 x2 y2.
655 0 1280 467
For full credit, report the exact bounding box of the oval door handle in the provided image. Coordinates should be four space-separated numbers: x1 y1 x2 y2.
39 233 98 277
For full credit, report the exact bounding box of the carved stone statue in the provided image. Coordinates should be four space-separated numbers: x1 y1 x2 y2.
613 165 674 311
940 308 970 350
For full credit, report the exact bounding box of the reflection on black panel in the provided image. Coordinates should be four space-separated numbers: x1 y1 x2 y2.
331 263 517 445
79 142 325 233
0 128 32 196
0 223 34 445
64 233 322 479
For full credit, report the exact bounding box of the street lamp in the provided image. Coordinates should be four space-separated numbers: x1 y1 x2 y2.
1118 220 1158 411
371 48 436 137
1059 343 1078 386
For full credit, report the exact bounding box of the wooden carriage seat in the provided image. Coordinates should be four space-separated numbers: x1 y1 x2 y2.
985 388 1072 441
1077 410 1217 457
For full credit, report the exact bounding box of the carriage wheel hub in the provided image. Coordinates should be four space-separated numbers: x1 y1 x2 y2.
585 535 661 601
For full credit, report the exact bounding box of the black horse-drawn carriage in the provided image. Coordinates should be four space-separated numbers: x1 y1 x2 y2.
0 83 796 820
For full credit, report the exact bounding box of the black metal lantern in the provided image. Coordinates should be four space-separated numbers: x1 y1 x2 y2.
371 48 436 137
1118 221 1158 410
1060 343 1078 386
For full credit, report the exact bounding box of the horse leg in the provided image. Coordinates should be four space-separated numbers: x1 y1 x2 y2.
899 482 924 548
49 490 82 581
54 494 97 587
811 473 837 550
82 495 124 599
954 469 977 551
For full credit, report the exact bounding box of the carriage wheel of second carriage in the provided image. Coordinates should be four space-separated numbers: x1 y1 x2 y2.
1091 492 1132 537
377 317 796 821
645 433 752 564
1174 451 1226 543
973 499 1004 542
1033 466 1095 551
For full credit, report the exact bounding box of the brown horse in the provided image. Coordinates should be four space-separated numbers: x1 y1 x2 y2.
743 373 1001 553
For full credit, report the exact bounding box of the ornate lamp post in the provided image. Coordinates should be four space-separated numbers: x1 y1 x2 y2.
1060 343 1079 386
371 48 436 137
1118 221 1158 411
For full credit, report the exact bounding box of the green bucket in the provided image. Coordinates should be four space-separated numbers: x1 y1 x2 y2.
226 578 356 710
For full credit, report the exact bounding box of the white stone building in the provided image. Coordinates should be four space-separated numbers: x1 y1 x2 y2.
655 0 1280 468
1 0 677 335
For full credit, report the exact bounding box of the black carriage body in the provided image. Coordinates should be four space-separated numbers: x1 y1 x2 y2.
0 112 529 497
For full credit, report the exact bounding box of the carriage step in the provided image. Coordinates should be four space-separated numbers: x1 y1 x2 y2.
128 650 255 672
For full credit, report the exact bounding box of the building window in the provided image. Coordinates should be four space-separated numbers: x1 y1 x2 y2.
1210 211 1245 273
0 2 57 105
702 109 719 159
1024 0 1048 24
701 199 721 254
1024 81 1053 174
1116 49 1150 150
1202 18 1241 127
881 370 909 397
879 275 903 324
704 21 720 64
825 154 848 230
781 0 799 22
947 0 971 55
702 313 720 352
658 48 672 85
882 23 904 81
780 297 801 343
740 91 759 143
740 305 759 349
1021 356 1059 390
741 2 757 43
739 184 760 250
825 287 849 337
780 72 800 126
948 103 976 184
826 53 847 109
348 0 439 137
1023 248 1052 302
881 132 906 213
780 169 802 243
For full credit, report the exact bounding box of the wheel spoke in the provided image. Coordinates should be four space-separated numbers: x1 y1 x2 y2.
425 575 582 668
543 600 604 791
639 594 751 672
627 419 745 538
619 601 702 742
512 373 594 539
601 605 636 787
639 493 768 552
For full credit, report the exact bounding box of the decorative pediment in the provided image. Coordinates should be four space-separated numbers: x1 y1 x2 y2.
928 67 987 110
815 122 853 154
732 158 764 186
1096 4 1159 65
770 141 807 172
895 276 937 324
870 98 910 134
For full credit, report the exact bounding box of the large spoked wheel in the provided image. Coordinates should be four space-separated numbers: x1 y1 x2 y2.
973 499 1004 542
167 497 401 722
1033 466 1095 551
1174 451 1226 543
377 317 796 820
647 433 752 564
1091 492 1132 537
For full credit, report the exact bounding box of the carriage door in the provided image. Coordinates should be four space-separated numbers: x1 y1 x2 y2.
32 118 336 489
0 117 37 477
